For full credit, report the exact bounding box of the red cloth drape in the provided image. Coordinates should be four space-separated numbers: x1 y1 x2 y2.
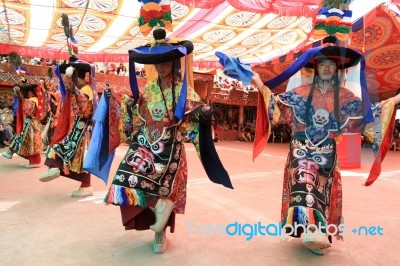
50 90 71 145
15 98 24 135
252 91 270 161
364 107 397 186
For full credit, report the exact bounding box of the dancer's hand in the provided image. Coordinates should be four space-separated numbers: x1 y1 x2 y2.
13 86 23 98
393 92 400 105
63 73 72 87
104 82 113 98
251 72 264 91
190 104 214 125
13 86 19 96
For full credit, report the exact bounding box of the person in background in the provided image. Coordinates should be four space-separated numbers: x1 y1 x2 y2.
108 63 117 75
239 127 251 142
117 63 126 75
0 107 14 147
41 79 61 152
39 57 96 198
1 83 43 168
0 108 6 148
39 13 97 197
250 36 400 255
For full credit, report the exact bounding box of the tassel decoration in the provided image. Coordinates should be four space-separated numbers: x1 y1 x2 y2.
61 13 79 56
313 8 353 41
282 206 328 235
104 185 147 208
138 0 173 36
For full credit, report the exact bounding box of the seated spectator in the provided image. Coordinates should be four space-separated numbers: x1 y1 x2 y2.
100 62 108 74
0 107 14 146
239 127 251 142
117 63 126 75
272 125 283 143
244 121 253 141
118 65 127 76
214 133 219 142
108 63 117 75
391 129 400 150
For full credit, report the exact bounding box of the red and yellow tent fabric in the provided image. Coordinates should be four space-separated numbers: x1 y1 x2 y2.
253 3 400 101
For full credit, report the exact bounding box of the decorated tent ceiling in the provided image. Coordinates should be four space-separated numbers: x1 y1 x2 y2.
0 0 336 65
253 3 400 102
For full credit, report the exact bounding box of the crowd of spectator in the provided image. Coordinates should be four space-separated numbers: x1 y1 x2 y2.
1 54 147 78
214 76 257 93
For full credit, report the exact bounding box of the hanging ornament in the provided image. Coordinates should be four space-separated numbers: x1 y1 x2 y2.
8 51 22 68
138 0 173 36
61 14 78 57
313 8 353 41
323 0 355 9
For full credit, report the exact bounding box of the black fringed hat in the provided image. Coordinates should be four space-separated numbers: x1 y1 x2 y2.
128 28 194 120
18 83 38 98
58 56 92 79
20 83 38 91
306 36 361 69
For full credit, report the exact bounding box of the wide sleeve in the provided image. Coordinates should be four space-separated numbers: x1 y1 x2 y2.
23 97 38 117
83 92 113 184
180 84 203 156
183 85 233 189
253 85 281 160
72 84 93 118
127 95 144 137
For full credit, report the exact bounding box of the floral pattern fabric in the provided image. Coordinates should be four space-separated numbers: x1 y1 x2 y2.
46 85 93 174
108 80 201 214
259 84 392 238
9 97 42 157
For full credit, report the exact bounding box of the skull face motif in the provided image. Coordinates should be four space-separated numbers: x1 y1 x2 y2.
116 174 125 182
128 175 138 187
77 121 86 130
63 141 76 150
312 109 329 128
159 187 170 196
305 194 315 207
169 162 178 173
151 102 166 121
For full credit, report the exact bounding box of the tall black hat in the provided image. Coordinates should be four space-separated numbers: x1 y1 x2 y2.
19 83 38 98
129 29 194 65
305 40 362 70
58 56 92 80
128 28 194 120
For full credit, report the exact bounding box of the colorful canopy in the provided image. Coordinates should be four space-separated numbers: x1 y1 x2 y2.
253 3 400 101
0 0 323 64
